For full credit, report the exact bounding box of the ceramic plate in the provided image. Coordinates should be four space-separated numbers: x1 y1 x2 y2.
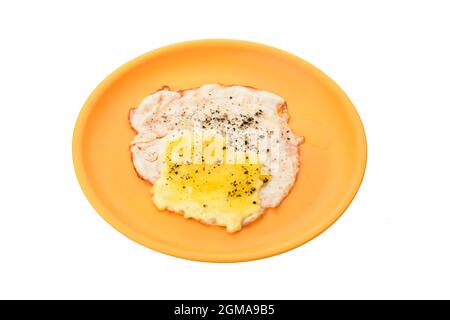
73 39 367 262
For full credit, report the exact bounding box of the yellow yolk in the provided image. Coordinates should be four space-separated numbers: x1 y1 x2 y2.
153 135 271 232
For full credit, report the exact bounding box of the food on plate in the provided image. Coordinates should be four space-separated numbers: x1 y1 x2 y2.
129 84 303 232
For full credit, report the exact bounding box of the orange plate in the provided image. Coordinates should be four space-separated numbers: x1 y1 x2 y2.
73 39 367 262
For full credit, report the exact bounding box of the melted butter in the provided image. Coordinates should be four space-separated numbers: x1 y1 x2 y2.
153 135 271 232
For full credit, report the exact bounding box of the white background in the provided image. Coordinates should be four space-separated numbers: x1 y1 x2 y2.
1 0 449 300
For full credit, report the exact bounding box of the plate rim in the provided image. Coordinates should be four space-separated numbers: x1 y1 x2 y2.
72 39 367 263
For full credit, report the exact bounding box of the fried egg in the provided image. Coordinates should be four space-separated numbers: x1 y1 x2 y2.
129 84 303 232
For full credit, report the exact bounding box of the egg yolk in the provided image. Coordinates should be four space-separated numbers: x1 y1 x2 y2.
153 135 271 232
